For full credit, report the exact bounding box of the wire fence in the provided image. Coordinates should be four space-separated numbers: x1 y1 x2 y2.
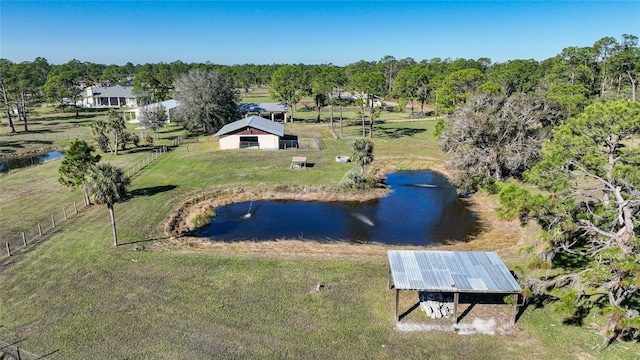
2 146 169 260
0 339 54 360
0 132 90 142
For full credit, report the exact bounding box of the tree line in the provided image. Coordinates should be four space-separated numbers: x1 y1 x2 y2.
1 34 637 134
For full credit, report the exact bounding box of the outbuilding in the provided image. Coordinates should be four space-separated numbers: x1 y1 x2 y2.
387 250 522 326
215 116 284 150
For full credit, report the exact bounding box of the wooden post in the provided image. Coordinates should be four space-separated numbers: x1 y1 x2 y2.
395 289 400 323
22 232 27 246
453 292 459 325
38 223 42 236
6 242 11 256
51 215 56 227
388 265 392 290
510 293 519 326
74 201 78 214
63 207 67 220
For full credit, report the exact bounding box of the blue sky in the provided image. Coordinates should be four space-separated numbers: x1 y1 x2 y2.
1 1 639 65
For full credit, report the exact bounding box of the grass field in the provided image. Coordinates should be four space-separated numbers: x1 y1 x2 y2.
1 103 638 359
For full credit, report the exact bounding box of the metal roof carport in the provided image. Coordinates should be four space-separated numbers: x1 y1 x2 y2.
387 250 522 326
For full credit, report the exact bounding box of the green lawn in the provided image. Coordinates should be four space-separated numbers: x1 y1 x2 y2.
1 106 638 359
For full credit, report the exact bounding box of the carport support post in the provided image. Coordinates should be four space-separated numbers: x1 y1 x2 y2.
395 289 400 323
510 293 519 326
453 292 459 325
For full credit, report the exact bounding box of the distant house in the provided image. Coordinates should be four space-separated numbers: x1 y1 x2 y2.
124 99 179 125
237 102 287 122
215 116 284 150
82 85 142 108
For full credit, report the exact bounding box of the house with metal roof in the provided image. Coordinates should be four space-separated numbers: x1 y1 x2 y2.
215 116 285 150
83 85 142 108
238 102 287 122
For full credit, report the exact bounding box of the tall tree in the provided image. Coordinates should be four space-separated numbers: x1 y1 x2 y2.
499 101 640 342
11 57 49 132
350 71 385 138
0 59 16 132
269 65 309 122
174 69 241 133
85 163 131 247
438 92 564 191
311 67 332 123
437 68 485 114
138 103 168 134
58 139 101 205
44 71 82 115
393 65 431 116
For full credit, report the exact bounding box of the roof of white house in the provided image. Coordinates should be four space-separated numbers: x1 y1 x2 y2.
86 85 136 98
238 102 287 113
215 116 284 137
143 99 179 110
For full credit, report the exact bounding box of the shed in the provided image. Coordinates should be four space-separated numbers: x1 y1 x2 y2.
387 250 522 325
291 157 307 169
215 116 284 150
238 102 287 122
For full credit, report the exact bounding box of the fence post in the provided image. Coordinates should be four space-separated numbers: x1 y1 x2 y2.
63 207 67 220
22 232 27 246
38 223 42 236
74 201 78 214
6 242 10 256
51 215 56 228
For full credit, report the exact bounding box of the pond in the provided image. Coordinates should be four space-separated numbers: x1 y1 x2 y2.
195 171 479 246
0 151 65 174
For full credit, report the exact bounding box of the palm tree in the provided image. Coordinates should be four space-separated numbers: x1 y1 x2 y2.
107 109 126 155
352 138 374 175
85 163 131 246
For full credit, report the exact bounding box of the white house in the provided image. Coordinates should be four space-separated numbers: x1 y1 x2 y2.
83 85 140 108
124 99 179 124
215 116 284 150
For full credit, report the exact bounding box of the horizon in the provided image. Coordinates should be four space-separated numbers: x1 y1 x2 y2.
1 1 639 66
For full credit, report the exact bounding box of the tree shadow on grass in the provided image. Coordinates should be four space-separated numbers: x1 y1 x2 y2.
127 185 177 199
376 127 427 139
119 236 170 247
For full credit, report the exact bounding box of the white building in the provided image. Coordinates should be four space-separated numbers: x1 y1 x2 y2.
83 85 140 108
215 116 284 150
124 99 179 124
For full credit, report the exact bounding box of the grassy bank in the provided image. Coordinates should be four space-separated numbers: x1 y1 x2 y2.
1 109 638 359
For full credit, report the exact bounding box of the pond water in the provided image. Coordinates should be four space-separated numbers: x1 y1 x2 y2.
0 151 65 174
196 171 479 246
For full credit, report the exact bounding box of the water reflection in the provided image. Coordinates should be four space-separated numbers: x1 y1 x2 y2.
0 151 65 174
196 171 478 246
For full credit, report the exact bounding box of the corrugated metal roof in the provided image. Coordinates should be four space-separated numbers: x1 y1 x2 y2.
388 250 521 293
238 102 287 113
214 115 284 137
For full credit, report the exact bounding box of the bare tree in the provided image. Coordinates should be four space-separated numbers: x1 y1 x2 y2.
438 92 564 191
174 69 240 133
138 103 168 134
